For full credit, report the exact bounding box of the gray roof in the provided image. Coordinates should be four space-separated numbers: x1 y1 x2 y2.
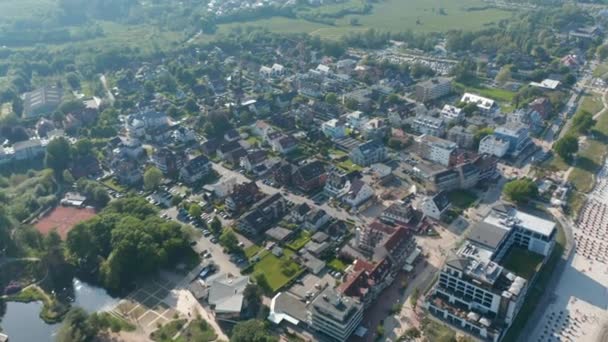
310 287 362 323
446 257 470 272
270 291 309 323
467 222 509 251
207 273 249 314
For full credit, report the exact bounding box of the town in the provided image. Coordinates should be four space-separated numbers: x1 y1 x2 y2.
1 1 608 342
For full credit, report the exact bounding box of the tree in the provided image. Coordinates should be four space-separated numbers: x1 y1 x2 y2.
143 167 163 191
66 72 81 89
410 287 420 309
572 110 595 134
554 135 578 162
56 307 96 342
344 98 359 110
597 44 608 61
209 216 222 235
473 127 494 149
45 137 72 178
254 273 272 295
503 178 538 204
495 65 512 86
220 229 239 252
388 138 404 150
74 138 93 156
59 99 85 115
325 92 338 105
188 204 202 219
243 284 263 319
230 319 277 342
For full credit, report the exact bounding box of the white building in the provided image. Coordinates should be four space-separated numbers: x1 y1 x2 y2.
440 104 464 123
344 111 367 130
412 116 446 137
342 179 374 208
478 135 510 158
321 119 347 139
309 288 364 342
416 135 457 167
420 191 451 221
460 93 497 115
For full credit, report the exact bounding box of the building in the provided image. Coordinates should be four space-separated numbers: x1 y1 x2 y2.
238 193 287 236
416 135 457 167
151 148 185 177
205 273 250 319
447 125 475 149
308 288 364 342
361 118 388 140
478 135 510 158
225 181 262 214
415 77 452 102
441 105 464 123
179 155 211 184
322 119 347 139
271 135 298 155
22 86 62 118
412 115 446 137
240 150 267 173
342 179 374 208
324 168 351 198
425 204 556 341
381 201 415 225
338 258 392 308
529 97 551 119
344 111 367 130
420 191 451 220
460 93 497 115
493 122 532 157
292 160 327 193
349 140 386 166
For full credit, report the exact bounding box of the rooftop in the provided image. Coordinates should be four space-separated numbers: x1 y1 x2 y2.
310 287 362 323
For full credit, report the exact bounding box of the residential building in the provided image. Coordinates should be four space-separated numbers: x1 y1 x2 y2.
460 93 497 115
529 97 551 119
344 111 367 130
431 161 480 192
349 140 386 166
238 193 287 236
447 125 475 149
493 122 532 157
478 135 510 158
342 179 374 208
416 135 457 167
112 158 142 186
441 105 464 123
425 204 556 341
151 148 185 177
271 135 298 155
420 191 451 220
180 155 211 184
225 181 262 214
381 201 415 225
338 258 392 308
292 160 327 193
510 108 544 134
361 118 388 140
22 86 62 118
412 115 446 137
324 168 351 198
415 77 452 102
304 209 330 232
322 119 347 139
240 150 267 173
308 288 364 342
11 140 45 160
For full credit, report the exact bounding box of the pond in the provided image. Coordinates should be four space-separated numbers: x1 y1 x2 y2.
0 278 119 342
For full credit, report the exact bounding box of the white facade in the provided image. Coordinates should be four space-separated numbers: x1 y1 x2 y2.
478 135 510 158
441 105 464 123
321 119 347 139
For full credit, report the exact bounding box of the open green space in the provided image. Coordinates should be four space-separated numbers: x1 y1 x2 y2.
286 230 311 251
568 139 607 193
102 178 127 193
252 249 303 292
0 0 55 21
502 246 544 280
593 62 608 78
328 258 349 272
453 81 516 103
446 190 478 210
244 244 262 259
578 92 604 116
337 159 363 173
151 319 187 342
212 0 512 41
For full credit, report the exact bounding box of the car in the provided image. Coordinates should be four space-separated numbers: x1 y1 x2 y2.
189 241 197 246
199 249 208 256
203 231 211 237
204 252 212 259
210 237 218 243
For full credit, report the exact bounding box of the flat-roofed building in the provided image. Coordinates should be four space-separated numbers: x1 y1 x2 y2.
308 288 363 342
415 77 452 102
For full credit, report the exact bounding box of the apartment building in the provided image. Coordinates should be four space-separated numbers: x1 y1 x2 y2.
478 135 510 158
349 140 386 166
415 77 452 102
416 134 457 167
412 115 446 137
308 288 364 342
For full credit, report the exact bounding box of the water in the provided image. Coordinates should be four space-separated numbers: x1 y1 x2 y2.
0 278 119 342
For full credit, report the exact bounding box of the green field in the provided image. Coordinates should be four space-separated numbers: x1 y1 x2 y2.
447 189 478 210
0 0 55 21
286 230 312 251
252 250 303 292
502 246 544 280
209 0 513 41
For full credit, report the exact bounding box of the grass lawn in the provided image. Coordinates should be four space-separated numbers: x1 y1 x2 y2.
252 249 303 293
102 178 127 193
175 319 217 342
210 0 512 41
150 319 187 342
568 139 607 193
337 159 363 173
501 246 544 280
286 230 312 251
244 244 262 259
578 92 604 115
328 258 349 272
422 318 456 342
593 63 608 78
453 81 516 103
245 136 262 146
544 154 570 172
446 190 478 210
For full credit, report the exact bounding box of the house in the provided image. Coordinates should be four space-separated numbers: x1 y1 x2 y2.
447 125 475 149
342 179 374 208
293 203 312 222
304 209 330 231
460 93 497 115
272 162 293 187
240 150 267 173
412 116 446 137
321 119 347 139
238 193 287 236
420 191 451 220
22 86 62 118
205 273 250 319
180 155 211 184
260 63 285 78
529 79 561 90
151 148 186 177
415 77 452 102
265 227 294 243
172 126 197 144
344 111 367 130
324 168 351 198
350 140 386 166
338 257 392 308
493 122 532 157
251 120 274 139
112 158 142 186
217 141 243 160
510 108 543 134
292 160 327 193
271 135 298 155
361 118 388 140
529 97 552 120
478 135 510 158
225 181 262 214
201 139 221 156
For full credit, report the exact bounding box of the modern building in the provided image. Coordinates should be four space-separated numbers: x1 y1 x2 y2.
151 148 186 176
478 135 510 158
322 119 347 139
420 191 451 220
460 93 497 115
425 204 556 341
205 273 250 319
349 140 386 167
381 201 415 225
493 122 532 157
416 135 457 167
308 288 364 342
412 115 446 137
415 77 452 102
342 179 374 208
447 125 475 149
441 105 464 123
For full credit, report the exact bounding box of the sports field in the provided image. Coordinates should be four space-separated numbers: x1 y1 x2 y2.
34 206 96 239
215 0 514 39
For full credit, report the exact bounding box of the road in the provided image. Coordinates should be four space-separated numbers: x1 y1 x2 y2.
99 74 115 105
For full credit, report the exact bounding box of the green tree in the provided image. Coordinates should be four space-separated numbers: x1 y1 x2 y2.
473 127 494 149
243 284 263 319
495 65 512 86
254 273 272 295
56 307 96 342
220 229 239 252
230 319 277 342
344 98 359 110
143 167 163 191
209 216 222 235
325 92 338 105
188 204 202 218
45 137 72 178
572 110 596 134
66 72 81 89
74 138 93 156
597 44 608 61
503 178 538 204
554 135 578 162
410 287 420 309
